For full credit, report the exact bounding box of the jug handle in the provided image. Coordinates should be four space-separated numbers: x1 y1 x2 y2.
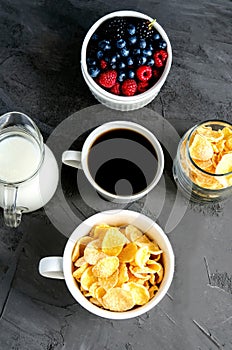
3 185 24 228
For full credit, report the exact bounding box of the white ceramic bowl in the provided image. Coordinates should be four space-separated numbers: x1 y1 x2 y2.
39 210 175 319
81 10 172 111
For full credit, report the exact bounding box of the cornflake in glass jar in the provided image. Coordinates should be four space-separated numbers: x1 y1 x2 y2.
173 120 232 202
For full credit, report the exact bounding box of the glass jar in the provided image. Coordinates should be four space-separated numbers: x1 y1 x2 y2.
173 120 232 203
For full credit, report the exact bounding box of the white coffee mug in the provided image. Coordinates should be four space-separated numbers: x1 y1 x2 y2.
39 209 175 320
62 121 164 203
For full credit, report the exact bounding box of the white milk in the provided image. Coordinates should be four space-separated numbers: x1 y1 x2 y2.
0 131 41 183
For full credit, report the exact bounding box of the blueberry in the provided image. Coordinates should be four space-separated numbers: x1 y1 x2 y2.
128 36 137 45
116 38 126 49
128 70 135 79
139 39 146 49
98 40 109 48
96 50 104 59
98 42 106 50
91 33 99 41
105 44 111 50
118 61 126 69
127 57 133 66
153 33 161 41
136 56 147 66
111 64 117 69
118 71 126 82
132 48 141 56
127 24 136 36
159 40 167 49
147 44 154 51
141 56 147 65
98 40 111 50
87 58 97 66
147 58 155 66
88 67 100 78
142 49 152 57
120 47 130 57
110 55 117 64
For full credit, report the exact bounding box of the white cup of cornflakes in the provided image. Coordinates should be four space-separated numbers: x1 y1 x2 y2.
39 210 174 320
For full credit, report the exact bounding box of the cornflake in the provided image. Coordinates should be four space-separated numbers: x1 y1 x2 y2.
181 124 232 190
72 224 164 312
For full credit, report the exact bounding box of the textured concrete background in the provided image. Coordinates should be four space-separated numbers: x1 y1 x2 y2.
0 0 232 349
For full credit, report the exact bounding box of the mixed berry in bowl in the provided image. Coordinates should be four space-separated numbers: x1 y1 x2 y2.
86 16 168 97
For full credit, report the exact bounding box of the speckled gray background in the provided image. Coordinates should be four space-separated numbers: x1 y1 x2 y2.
0 0 232 349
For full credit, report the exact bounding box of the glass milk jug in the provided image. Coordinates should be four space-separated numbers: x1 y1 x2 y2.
0 111 45 227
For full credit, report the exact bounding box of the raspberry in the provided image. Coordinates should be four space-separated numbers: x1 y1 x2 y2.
136 66 152 82
98 70 117 88
154 50 168 68
110 82 121 95
153 69 161 79
154 53 163 67
100 60 108 70
159 49 168 61
137 81 149 93
121 79 137 96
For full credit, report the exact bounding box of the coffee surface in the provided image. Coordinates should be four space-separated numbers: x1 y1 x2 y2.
88 128 158 195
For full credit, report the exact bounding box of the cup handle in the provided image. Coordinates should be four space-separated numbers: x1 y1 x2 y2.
39 257 64 279
3 185 24 228
62 151 82 169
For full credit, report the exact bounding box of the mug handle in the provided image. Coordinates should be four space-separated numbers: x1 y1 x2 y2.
3 185 25 228
39 257 64 279
62 151 82 169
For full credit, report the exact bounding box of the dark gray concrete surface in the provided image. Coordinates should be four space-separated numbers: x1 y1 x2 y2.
0 0 232 349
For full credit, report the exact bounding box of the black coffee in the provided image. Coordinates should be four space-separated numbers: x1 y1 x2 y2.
88 128 158 196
